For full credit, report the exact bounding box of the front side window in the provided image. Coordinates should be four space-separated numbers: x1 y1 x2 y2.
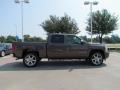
66 35 81 44
51 35 64 44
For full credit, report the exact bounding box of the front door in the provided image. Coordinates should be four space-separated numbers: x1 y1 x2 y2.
65 35 88 58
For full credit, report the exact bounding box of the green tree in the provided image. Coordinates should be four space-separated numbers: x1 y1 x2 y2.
32 37 46 42
103 36 113 43
111 35 120 43
6 36 16 43
24 35 31 42
86 9 118 43
0 36 6 43
24 34 45 42
41 14 79 34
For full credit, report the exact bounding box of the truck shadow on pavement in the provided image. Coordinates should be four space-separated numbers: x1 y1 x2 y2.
0 60 107 71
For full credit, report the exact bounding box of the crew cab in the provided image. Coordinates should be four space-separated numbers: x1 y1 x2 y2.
13 33 109 67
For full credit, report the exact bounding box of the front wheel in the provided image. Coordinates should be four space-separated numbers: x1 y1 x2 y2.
90 52 103 66
23 53 39 67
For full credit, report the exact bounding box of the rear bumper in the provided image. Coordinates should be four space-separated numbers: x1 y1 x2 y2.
13 53 22 60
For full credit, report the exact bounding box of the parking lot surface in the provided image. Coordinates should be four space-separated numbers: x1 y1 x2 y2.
0 52 120 90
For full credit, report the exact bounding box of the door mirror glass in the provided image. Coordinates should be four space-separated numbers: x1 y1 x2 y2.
81 40 85 45
81 39 87 45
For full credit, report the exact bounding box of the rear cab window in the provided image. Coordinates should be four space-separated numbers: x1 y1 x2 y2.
50 35 64 44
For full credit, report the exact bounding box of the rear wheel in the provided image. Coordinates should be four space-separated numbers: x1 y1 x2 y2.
90 52 103 66
23 53 39 67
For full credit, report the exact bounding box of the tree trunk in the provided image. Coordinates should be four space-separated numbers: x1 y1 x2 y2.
99 34 103 43
100 37 102 43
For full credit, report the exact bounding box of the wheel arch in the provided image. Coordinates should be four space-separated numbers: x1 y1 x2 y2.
89 49 105 59
22 49 39 58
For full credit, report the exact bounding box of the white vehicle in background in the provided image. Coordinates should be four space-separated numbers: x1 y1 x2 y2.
0 43 12 57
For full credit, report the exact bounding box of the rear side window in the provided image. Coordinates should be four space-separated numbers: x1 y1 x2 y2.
51 35 64 44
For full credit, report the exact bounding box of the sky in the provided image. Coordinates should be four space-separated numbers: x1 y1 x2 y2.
0 0 120 39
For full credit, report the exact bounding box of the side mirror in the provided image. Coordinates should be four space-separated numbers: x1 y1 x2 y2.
81 41 86 45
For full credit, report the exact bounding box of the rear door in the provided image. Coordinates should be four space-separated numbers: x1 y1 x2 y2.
47 35 69 59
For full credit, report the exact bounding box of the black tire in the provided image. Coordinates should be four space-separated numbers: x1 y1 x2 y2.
23 53 39 67
89 52 103 66
1 51 5 57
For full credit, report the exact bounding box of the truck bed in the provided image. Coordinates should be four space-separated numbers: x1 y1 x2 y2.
13 42 47 59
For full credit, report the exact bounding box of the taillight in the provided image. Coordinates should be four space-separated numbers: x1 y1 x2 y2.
12 43 16 51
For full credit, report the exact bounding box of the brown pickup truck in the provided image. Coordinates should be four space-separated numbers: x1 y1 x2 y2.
12 33 109 67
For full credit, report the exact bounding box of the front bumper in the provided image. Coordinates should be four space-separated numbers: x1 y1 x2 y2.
0 51 1 55
105 52 109 59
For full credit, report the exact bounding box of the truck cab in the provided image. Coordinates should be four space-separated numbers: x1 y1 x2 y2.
47 34 89 59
